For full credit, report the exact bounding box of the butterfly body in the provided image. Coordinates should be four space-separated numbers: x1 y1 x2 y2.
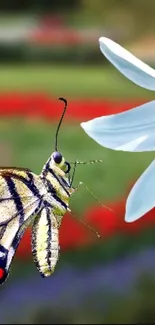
0 150 75 285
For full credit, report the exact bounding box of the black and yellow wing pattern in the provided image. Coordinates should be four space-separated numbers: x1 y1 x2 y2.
0 154 72 285
0 167 46 284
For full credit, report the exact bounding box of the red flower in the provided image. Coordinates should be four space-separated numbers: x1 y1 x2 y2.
59 212 94 250
0 92 145 120
16 228 31 259
84 202 121 238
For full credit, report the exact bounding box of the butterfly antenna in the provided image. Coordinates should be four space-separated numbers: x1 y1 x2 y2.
70 159 103 165
70 160 102 186
67 208 101 238
55 97 68 151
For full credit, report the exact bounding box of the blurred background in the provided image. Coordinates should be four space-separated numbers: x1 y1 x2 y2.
0 0 155 323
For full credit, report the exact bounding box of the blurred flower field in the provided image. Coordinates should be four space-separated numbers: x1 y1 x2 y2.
1 64 155 323
1 93 155 256
0 0 155 322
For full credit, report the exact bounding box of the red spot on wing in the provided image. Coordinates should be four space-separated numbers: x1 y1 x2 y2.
0 268 5 279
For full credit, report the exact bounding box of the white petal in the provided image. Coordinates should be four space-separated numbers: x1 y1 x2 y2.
125 159 155 222
81 100 155 152
99 37 155 90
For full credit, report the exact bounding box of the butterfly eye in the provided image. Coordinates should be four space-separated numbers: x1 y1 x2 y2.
53 152 62 164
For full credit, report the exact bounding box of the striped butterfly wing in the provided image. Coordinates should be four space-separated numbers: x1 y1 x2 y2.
0 167 44 225
0 213 36 284
31 208 59 278
0 167 46 285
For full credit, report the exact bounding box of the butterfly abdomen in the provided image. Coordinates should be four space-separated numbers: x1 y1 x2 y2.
32 208 59 277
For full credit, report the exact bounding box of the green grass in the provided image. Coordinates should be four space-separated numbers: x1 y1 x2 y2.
0 63 154 99
1 118 155 214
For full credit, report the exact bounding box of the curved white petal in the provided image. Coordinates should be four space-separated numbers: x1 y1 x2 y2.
81 100 155 152
99 37 155 90
125 159 155 222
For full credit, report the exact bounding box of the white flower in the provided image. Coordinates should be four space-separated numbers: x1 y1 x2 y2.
81 37 155 223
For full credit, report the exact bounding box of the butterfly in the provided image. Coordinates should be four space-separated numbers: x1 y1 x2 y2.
0 97 77 285
0 97 103 285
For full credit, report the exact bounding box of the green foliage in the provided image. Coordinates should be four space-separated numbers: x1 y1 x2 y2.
103 275 155 324
80 0 155 38
0 64 154 99
0 43 102 65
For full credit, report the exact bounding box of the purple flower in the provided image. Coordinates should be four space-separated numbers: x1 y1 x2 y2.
1 247 155 322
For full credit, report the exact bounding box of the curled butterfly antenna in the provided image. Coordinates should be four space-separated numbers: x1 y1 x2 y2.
55 97 68 151
67 208 101 238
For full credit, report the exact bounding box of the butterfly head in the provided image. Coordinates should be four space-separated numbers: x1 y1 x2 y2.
51 151 71 174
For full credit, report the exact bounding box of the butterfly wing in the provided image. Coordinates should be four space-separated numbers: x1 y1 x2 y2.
31 208 59 278
0 168 46 225
0 212 36 285
0 167 46 284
